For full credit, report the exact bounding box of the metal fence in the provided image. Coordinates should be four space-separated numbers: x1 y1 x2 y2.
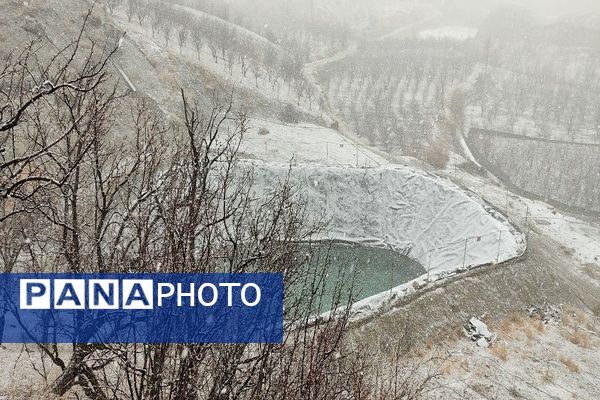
241 135 384 168
242 128 535 293
379 226 521 295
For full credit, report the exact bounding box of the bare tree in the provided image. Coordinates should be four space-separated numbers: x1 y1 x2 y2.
149 1 162 38
251 58 262 88
135 0 149 26
104 0 122 15
177 27 188 55
162 20 172 47
237 39 250 77
191 25 204 60
447 88 466 134
0 9 117 224
126 0 138 22
226 49 236 75
15 85 366 399
294 78 306 106
208 40 220 64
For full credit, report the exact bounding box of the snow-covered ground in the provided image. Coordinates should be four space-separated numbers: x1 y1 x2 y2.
444 153 600 269
524 203 600 267
467 105 600 144
417 26 478 41
242 119 387 167
426 308 600 399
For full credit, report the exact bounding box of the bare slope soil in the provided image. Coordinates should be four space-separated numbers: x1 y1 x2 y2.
390 304 600 400
346 231 600 399
351 233 600 346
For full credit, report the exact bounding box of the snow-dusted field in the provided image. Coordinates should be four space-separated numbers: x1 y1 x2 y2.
467 130 600 214
242 119 387 167
467 105 600 144
427 309 600 400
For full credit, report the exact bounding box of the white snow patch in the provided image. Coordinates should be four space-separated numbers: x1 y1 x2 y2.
242 119 387 168
418 26 477 41
465 317 495 347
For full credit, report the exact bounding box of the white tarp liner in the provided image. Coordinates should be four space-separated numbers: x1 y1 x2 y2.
247 161 526 321
250 161 524 273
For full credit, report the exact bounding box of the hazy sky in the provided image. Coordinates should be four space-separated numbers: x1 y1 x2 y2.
466 0 600 20
507 0 599 18
435 0 600 26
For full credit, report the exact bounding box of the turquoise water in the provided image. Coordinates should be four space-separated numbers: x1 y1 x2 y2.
296 241 425 310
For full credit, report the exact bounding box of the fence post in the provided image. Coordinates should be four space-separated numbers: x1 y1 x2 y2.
525 205 530 239
355 144 359 167
326 142 329 163
462 238 468 268
427 253 431 281
389 260 393 292
496 230 502 263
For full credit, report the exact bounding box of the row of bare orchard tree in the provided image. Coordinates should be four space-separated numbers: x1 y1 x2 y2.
0 10 441 400
112 0 350 60
470 39 600 141
106 0 320 108
317 38 474 159
318 34 600 160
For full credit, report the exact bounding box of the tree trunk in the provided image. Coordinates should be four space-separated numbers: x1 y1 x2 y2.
51 360 81 396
